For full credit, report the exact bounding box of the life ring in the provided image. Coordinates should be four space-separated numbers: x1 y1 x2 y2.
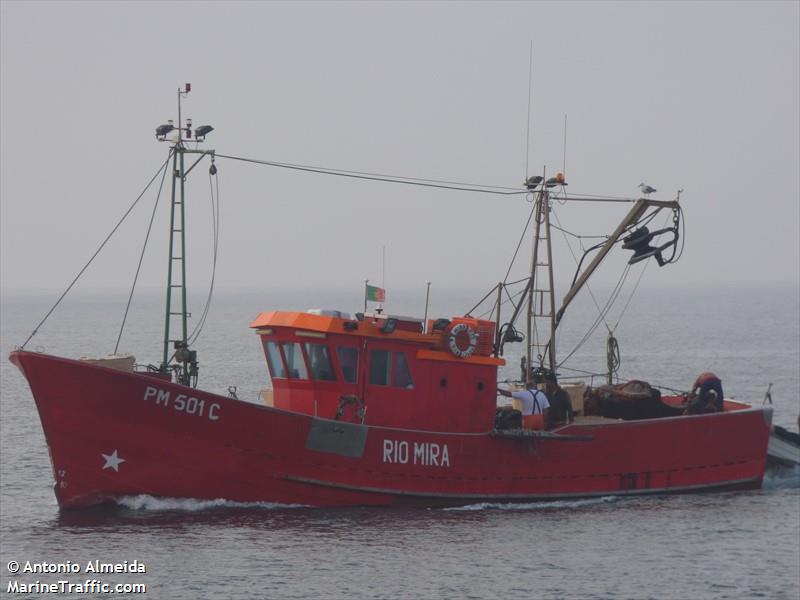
448 323 478 358
334 395 366 423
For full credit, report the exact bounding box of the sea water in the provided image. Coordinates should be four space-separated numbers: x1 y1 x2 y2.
1 285 798 599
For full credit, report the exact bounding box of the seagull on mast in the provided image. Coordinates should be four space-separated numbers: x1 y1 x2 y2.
638 182 657 197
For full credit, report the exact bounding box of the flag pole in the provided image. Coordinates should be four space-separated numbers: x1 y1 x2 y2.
364 279 369 312
423 281 431 333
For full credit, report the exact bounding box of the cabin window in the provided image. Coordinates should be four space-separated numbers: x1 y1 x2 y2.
393 352 414 389
369 349 391 386
337 346 359 384
263 340 286 379
282 342 309 380
305 343 336 381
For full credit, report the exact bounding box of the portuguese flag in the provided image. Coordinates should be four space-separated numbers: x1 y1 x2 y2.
365 283 385 303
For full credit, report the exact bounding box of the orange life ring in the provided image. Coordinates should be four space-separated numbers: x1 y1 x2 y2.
448 323 478 358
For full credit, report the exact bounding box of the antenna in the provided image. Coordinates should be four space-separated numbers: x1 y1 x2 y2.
525 41 533 180
381 245 386 290
562 113 568 175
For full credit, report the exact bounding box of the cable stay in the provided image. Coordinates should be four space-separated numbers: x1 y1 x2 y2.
18 153 175 350
114 150 174 354
215 153 529 196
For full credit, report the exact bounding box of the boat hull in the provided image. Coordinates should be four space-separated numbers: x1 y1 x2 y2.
767 428 800 468
10 351 772 509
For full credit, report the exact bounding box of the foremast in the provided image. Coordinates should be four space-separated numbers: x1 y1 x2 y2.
155 84 215 386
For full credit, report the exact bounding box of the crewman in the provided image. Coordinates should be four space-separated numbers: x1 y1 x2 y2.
686 371 724 414
544 377 574 427
498 380 550 429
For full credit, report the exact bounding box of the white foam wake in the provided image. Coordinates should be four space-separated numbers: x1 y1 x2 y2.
444 495 620 511
763 464 800 490
116 494 307 512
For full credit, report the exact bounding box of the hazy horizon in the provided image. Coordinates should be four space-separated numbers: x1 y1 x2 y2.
2 1 799 300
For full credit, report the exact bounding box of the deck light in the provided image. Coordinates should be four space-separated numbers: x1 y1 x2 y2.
525 175 543 190
155 121 175 141
195 125 214 141
432 318 450 332
381 318 398 334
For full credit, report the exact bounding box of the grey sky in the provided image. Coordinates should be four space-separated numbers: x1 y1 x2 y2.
1 1 798 301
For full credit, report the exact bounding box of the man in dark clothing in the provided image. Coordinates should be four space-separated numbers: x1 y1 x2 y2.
686 371 724 414
544 380 574 427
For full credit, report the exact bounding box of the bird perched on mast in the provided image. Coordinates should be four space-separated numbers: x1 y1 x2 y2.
638 182 657 197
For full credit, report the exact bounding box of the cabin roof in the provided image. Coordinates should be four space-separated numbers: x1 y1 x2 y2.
249 310 506 366
250 310 434 343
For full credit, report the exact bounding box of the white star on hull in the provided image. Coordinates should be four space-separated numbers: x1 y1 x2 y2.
101 450 126 472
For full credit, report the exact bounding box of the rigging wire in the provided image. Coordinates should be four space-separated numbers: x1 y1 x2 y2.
469 196 538 324
473 277 529 319
19 154 175 350
559 193 639 202
556 263 631 369
502 200 538 284
549 222 609 240
610 207 677 332
114 150 173 354
188 167 221 345
477 282 528 321
612 251 650 333
558 365 608 378
555 205 683 373
214 153 528 195
551 207 613 335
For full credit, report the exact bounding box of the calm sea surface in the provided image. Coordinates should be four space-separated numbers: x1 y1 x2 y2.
1 286 798 599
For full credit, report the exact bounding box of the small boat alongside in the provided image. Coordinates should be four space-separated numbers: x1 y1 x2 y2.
768 425 800 469
9 85 773 509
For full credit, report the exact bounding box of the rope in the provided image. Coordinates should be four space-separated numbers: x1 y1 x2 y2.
114 150 173 353
19 154 174 350
606 333 621 383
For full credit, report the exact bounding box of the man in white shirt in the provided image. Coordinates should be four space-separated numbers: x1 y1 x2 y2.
499 381 550 419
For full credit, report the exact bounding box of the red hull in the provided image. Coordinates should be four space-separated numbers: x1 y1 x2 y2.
10 350 771 509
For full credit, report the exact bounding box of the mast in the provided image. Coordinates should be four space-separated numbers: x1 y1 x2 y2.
525 170 557 378
155 84 215 386
498 181 679 377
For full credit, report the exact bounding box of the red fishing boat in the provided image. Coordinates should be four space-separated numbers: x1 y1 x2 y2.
9 86 772 509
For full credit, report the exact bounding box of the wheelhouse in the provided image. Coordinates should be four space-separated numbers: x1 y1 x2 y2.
250 310 503 433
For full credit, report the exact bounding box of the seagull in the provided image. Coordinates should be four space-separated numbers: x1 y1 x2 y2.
638 182 657 197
